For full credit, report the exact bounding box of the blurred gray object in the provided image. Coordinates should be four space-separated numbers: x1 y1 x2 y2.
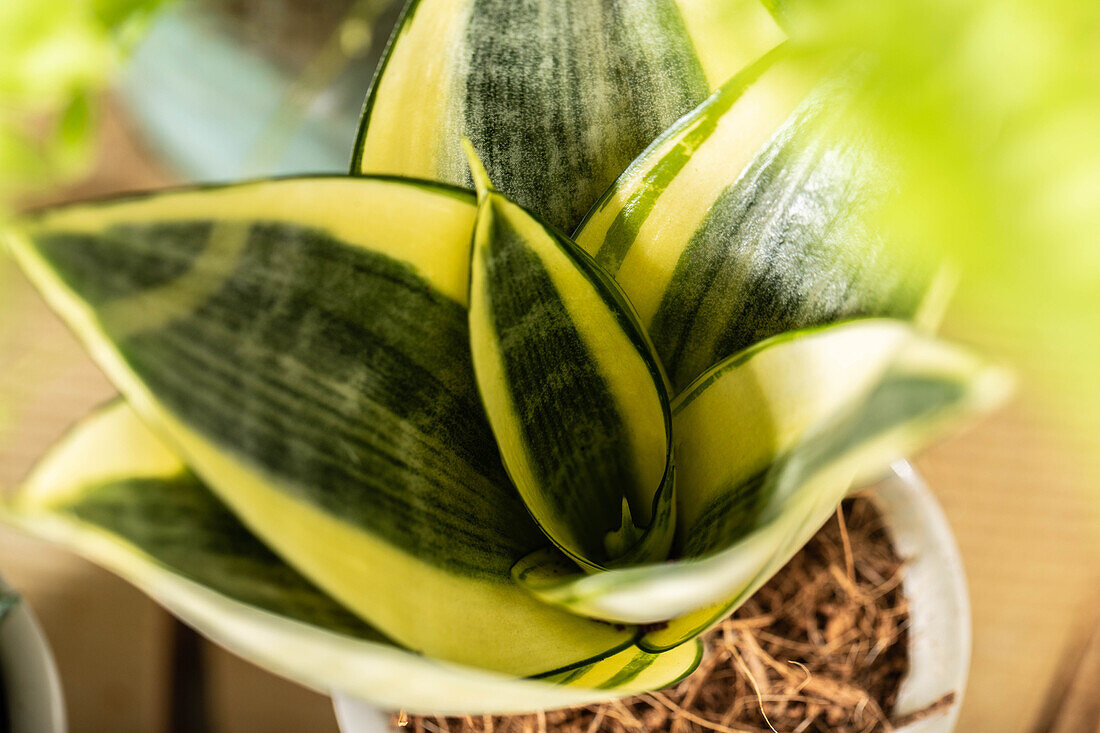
0 577 65 733
118 0 401 180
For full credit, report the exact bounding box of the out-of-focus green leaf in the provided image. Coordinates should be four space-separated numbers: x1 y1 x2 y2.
761 0 1100 448
0 0 169 206
0 592 19 623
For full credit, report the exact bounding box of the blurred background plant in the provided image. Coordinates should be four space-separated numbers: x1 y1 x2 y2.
773 5 1100 722
0 0 172 208
772 0 1100 465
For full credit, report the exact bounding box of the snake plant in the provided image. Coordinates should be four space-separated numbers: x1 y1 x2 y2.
1 0 1008 716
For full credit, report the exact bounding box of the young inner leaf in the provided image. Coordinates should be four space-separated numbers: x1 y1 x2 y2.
466 151 674 570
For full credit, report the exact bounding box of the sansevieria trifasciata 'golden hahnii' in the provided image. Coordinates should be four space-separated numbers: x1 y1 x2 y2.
1 0 1008 715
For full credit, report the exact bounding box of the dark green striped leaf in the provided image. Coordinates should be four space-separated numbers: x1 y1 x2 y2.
5 402 702 713
465 148 675 570
352 0 785 233
576 50 942 393
3 177 642 676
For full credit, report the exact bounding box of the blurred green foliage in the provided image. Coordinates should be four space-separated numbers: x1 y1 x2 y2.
0 0 170 203
775 0 1100 446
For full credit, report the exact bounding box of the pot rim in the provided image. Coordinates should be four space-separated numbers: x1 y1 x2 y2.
869 461 970 733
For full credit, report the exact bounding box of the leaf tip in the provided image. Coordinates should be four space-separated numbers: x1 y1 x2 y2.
603 497 645 561
461 137 493 201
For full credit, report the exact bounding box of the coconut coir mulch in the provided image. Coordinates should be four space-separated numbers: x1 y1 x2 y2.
394 495 956 733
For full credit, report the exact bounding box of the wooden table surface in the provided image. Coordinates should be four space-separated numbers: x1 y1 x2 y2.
1 103 1097 733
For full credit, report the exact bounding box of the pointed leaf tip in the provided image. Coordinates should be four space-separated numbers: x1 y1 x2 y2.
462 138 493 201
466 185 675 570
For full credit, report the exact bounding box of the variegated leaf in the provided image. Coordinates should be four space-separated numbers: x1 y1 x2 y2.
465 147 675 570
353 0 785 233
4 177 641 676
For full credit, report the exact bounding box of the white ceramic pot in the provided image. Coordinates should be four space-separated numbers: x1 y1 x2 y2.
0 579 66 733
334 462 970 733
871 461 970 733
